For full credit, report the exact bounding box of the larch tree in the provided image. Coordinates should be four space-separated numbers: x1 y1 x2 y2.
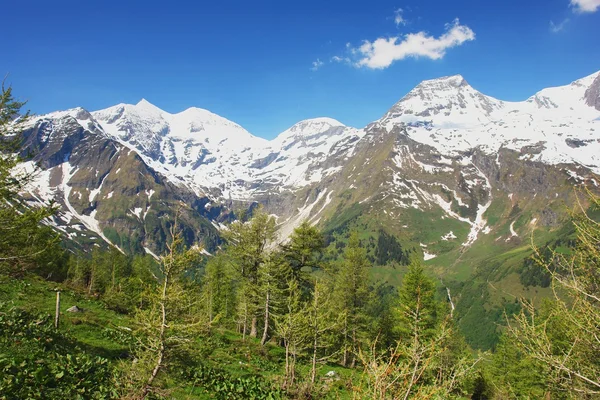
126 215 205 399
280 220 324 285
202 253 235 326
359 262 478 399
222 207 276 338
333 231 370 367
506 189 600 397
0 82 62 276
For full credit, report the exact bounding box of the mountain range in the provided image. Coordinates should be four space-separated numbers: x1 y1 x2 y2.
17 70 600 348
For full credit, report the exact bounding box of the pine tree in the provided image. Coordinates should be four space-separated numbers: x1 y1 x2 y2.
303 277 339 384
259 254 286 345
274 278 307 389
359 262 478 399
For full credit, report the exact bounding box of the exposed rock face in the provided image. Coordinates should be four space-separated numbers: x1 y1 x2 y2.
584 73 600 111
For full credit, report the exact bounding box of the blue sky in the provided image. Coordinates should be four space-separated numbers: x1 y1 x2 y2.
3 0 600 139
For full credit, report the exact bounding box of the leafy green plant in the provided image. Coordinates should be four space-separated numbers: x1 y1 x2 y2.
0 303 119 399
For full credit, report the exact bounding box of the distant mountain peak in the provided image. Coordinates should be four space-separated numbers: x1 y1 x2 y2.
290 117 345 130
273 117 347 144
417 74 468 88
134 98 165 115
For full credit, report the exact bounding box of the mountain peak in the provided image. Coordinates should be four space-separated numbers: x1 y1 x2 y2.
135 98 165 115
281 117 345 138
291 117 345 129
417 74 468 88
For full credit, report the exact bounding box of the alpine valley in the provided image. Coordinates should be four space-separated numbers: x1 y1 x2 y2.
19 70 600 349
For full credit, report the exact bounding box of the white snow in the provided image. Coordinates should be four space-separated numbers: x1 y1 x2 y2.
441 231 457 241
88 173 108 202
509 221 518 237
423 251 437 260
530 218 538 225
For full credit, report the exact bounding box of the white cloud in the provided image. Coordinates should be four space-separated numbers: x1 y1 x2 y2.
353 19 475 69
394 8 406 26
570 0 600 12
550 18 570 32
331 55 351 64
311 59 324 71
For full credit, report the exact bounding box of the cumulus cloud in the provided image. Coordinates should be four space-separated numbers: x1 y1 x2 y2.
353 19 475 69
394 8 406 26
570 0 600 12
311 59 324 71
550 18 570 32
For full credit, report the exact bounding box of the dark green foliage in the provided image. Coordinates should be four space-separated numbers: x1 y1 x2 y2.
0 304 118 399
396 262 439 341
280 221 324 276
364 282 398 349
483 335 549 399
183 363 284 399
66 249 158 314
203 254 236 323
519 254 551 288
374 229 410 266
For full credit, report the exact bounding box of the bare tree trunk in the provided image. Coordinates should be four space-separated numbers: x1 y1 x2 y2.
141 265 170 398
342 315 348 367
260 289 270 345
88 267 94 295
351 326 357 368
54 291 60 329
311 282 319 384
250 315 258 338
284 341 290 388
291 346 297 386
242 302 248 341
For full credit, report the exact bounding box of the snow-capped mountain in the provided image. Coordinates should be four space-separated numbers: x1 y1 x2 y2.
17 69 600 257
378 71 600 171
92 99 269 199
89 101 366 200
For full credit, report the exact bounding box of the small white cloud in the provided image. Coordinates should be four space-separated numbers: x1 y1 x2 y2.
331 55 351 64
570 0 600 12
550 18 570 32
394 8 406 26
311 59 324 71
352 19 475 69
